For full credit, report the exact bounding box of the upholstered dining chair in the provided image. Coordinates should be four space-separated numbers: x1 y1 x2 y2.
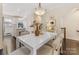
45 31 64 55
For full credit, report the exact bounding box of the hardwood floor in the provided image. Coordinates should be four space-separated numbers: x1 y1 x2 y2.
65 39 79 55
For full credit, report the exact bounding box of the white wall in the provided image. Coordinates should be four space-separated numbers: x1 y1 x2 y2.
3 3 79 40
64 8 79 40
4 16 18 36
0 3 3 49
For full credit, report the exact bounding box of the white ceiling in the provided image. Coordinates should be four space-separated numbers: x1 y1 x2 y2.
3 3 79 17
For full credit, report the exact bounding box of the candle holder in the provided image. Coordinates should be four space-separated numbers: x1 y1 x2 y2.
34 23 40 36
46 16 56 32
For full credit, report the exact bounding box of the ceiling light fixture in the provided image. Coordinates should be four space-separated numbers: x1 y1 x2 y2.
34 3 45 16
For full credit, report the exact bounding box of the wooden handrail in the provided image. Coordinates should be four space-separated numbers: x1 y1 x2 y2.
61 27 66 55
61 27 66 39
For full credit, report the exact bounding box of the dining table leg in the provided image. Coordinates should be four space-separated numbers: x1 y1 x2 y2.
31 49 37 55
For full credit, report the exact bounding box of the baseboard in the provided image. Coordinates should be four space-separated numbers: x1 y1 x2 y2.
66 38 79 42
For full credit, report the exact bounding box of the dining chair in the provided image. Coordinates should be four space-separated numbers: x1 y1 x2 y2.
46 31 64 55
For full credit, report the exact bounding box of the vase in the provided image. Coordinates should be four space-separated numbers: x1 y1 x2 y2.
35 23 40 36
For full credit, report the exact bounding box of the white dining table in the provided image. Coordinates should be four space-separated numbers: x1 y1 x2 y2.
16 32 57 55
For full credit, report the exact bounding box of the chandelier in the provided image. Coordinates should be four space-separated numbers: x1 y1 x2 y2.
34 3 45 16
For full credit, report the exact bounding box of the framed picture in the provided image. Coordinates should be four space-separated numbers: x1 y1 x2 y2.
18 22 24 29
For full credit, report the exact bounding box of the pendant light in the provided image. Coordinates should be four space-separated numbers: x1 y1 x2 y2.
34 3 45 16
